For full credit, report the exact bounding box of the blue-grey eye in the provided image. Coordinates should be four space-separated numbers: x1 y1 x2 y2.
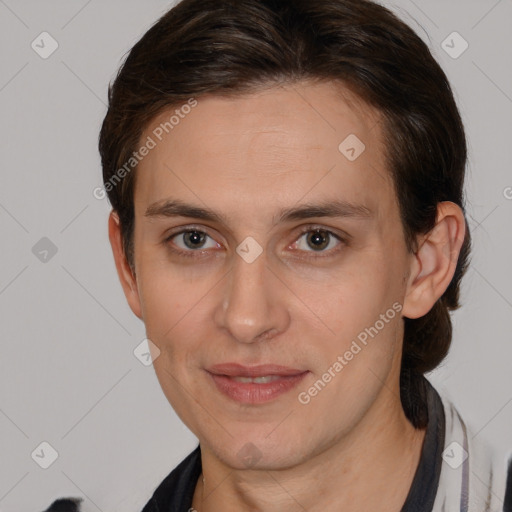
173 230 217 250
295 229 340 252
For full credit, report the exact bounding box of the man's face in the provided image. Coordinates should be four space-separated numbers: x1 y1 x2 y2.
128 81 413 469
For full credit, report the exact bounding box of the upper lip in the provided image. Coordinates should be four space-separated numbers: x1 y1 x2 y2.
207 363 307 377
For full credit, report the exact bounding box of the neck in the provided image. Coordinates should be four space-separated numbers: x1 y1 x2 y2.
192 384 427 512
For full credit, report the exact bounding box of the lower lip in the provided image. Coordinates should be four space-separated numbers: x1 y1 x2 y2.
207 372 309 404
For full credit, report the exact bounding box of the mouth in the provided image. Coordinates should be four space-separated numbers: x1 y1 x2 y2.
206 363 309 404
228 375 285 384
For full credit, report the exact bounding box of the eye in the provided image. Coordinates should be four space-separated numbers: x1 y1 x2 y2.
291 228 344 254
166 229 220 255
164 225 346 260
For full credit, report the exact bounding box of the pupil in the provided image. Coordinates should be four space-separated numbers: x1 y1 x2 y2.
185 231 205 249
308 230 329 251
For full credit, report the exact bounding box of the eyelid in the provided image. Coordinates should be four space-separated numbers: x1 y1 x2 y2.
292 223 350 242
164 224 219 242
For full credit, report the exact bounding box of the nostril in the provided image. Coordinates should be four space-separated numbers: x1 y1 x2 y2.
257 327 278 341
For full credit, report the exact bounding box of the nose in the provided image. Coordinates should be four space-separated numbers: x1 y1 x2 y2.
214 245 290 344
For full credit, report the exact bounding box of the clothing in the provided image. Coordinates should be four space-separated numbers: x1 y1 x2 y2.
140 377 512 512
42 498 83 512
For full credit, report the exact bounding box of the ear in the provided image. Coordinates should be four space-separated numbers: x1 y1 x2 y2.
402 201 466 319
108 210 143 320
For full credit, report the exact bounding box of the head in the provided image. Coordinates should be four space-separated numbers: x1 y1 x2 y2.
99 0 470 468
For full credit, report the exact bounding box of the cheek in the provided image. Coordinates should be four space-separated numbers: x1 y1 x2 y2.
290 264 391 332
288 263 403 389
138 275 221 386
137 254 207 325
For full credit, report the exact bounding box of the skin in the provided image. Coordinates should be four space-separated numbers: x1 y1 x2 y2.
109 80 466 511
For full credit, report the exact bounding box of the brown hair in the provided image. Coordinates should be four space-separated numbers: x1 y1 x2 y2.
99 0 471 428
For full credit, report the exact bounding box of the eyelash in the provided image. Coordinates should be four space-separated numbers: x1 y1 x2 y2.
163 225 347 260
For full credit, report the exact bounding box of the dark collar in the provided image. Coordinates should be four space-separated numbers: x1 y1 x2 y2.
141 443 201 511
141 377 444 512
401 377 445 511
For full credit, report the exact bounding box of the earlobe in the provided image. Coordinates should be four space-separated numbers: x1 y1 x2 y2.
402 202 466 319
108 210 143 320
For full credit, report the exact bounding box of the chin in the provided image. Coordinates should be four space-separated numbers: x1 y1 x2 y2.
208 430 310 471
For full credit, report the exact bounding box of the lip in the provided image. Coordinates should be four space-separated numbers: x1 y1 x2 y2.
207 363 306 377
206 363 309 404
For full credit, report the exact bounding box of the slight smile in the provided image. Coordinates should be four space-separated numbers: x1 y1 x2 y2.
206 363 310 405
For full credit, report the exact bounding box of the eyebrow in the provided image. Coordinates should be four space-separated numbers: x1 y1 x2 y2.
144 198 373 225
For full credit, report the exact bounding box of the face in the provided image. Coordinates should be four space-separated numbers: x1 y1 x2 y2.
124 81 415 470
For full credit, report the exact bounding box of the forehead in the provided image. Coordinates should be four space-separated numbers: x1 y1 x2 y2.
134 81 395 226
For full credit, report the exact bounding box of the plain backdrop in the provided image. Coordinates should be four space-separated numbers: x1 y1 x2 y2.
0 1 511 510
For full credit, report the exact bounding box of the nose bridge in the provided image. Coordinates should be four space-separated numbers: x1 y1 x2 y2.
215 245 288 343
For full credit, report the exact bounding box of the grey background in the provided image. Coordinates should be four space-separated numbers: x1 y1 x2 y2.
0 1 511 510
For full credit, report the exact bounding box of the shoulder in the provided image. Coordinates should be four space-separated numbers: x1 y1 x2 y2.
505 457 512 512
42 498 83 511
430 382 512 512
140 444 202 512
